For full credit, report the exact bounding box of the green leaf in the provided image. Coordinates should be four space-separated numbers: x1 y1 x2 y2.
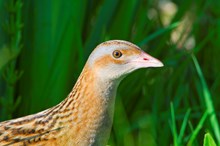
0 46 19 71
203 133 217 146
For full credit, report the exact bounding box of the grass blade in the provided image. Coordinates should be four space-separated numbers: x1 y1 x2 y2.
84 0 118 57
178 109 191 144
192 54 220 145
138 22 180 46
170 102 179 146
187 110 208 146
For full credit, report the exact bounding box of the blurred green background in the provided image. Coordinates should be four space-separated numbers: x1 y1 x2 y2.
0 0 220 145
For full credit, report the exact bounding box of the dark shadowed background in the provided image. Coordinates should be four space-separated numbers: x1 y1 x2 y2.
0 0 220 145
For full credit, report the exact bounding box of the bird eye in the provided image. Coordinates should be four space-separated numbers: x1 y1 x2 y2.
112 50 122 58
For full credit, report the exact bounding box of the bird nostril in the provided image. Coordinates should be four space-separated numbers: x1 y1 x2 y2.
143 58 148 61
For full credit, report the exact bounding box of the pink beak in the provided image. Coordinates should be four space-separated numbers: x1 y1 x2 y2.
131 51 164 68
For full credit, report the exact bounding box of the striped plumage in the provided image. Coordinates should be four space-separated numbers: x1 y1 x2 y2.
0 40 163 146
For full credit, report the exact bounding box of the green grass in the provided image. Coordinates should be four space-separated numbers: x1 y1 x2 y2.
0 0 220 145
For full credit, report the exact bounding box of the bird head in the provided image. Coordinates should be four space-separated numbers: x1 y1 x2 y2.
86 40 163 83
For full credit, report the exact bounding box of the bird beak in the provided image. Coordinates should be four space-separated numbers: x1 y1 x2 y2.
130 51 164 69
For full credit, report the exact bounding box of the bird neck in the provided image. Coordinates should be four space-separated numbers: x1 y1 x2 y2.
64 64 120 109
56 64 120 145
